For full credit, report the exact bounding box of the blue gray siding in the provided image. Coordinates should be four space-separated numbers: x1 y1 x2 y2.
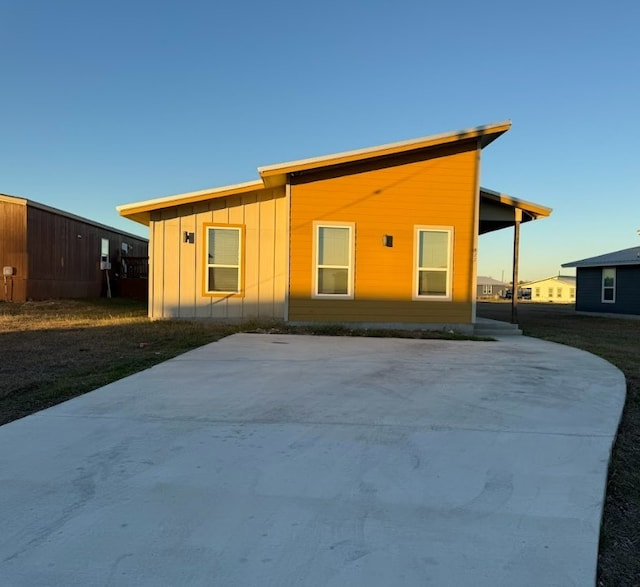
576 266 640 315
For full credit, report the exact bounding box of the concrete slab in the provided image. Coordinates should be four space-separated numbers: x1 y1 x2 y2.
0 334 625 586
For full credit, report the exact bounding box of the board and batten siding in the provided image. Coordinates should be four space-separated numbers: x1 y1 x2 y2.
288 142 480 324
149 187 288 319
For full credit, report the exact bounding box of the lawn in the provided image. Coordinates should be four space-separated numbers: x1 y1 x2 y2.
0 298 637 584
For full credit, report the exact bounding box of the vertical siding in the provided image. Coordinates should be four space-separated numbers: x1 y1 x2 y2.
148 187 287 320
0 199 28 301
288 143 479 324
23 204 148 301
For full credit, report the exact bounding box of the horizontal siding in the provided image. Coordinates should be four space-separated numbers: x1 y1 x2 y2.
149 187 287 320
576 266 640 315
289 143 479 324
289 299 472 323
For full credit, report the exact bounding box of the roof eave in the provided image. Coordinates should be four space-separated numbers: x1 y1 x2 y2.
117 179 266 225
258 121 512 188
480 187 553 220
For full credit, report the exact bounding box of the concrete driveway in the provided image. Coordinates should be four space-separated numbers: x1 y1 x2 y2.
0 333 625 586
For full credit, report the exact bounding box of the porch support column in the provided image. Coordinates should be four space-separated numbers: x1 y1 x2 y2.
511 208 522 324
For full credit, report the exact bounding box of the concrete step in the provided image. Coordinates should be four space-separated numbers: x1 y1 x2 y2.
474 319 522 336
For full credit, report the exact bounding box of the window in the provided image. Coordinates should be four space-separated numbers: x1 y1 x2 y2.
557 288 562 298
602 268 616 303
206 225 242 294
570 288 575 299
548 287 553 298
482 285 492 295
313 223 354 297
535 287 541 298
415 227 452 299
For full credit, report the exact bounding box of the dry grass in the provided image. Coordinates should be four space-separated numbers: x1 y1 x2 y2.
0 298 475 425
0 299 243 424
477 302 640 586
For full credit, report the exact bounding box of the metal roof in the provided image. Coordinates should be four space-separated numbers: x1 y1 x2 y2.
521 275 576 286
117 121 551 232
257 121 512 188
1 193 148 242
562 246 640 268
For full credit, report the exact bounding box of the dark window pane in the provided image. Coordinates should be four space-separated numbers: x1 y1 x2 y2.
318 268 348 294
419 271 447 296
208 267 239 292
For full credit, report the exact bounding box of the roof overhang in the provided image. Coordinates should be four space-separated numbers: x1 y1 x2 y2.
117 180 265 226
562 246 640 268
479 188 552 234
258 120 512 188
119 121 530 228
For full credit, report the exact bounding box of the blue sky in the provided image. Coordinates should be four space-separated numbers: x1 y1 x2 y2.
2 0 639 281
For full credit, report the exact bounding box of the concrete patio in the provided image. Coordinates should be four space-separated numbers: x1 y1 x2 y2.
0 333 626 586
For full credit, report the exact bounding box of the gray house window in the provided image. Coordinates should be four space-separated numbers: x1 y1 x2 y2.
602 267 616 303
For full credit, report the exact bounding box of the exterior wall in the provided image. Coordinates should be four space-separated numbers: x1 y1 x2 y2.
288 142 479 325
528 277 576 303
0 198 28 302
2 197 147 302
25 205 148 301
149 187 287 319
576 266 640 315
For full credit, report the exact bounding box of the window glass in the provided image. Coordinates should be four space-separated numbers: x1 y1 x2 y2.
315 225 352 296
416 229 451 298
206 227 241 293
602 267 616 303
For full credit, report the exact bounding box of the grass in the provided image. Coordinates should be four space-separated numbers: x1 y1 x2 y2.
477 302 640 587
0 298 477 425
1 298 637 584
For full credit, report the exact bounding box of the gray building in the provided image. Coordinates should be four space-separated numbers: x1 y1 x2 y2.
562 246 640 315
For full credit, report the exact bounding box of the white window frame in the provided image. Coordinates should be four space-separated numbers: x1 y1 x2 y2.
312 222 355 299
482 285 492 295
413 226 453 301
602 267 616 303
205 224 243 295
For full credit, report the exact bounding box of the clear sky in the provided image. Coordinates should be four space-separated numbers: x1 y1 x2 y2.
2 0 639 281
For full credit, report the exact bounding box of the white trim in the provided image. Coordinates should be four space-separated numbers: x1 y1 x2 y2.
258 121 511 178
312 221 355 299
413 226 453 301
205 225 242 294
601 267 616 304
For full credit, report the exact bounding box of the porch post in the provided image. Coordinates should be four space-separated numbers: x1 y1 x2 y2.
511 208 522 324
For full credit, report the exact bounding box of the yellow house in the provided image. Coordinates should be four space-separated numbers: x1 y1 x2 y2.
523 275 576 303
117 121 551 332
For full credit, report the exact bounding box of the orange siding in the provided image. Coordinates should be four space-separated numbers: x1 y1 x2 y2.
288 143 479 324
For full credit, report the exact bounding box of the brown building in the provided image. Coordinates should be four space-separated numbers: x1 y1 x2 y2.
1 194 148 302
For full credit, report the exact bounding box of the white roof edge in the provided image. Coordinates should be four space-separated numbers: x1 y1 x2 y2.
258 120 512 176
116 179 265 213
